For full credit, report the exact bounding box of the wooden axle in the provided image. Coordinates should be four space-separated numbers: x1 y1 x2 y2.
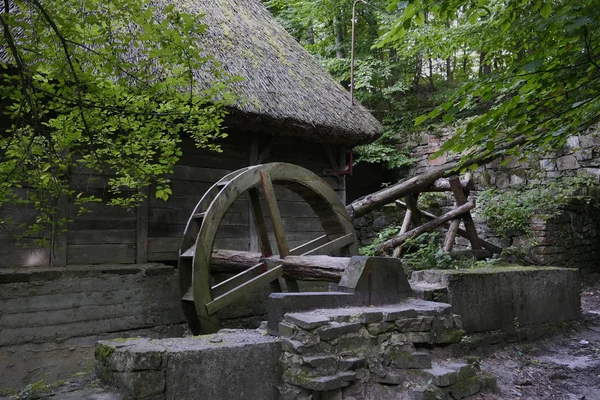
211 249 347 282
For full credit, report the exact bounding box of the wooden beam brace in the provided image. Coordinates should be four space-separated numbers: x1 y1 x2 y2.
395 200 502 254
376 201 475 253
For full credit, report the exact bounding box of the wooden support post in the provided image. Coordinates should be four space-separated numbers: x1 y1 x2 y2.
443 219 461 252
448 176 482 250
392 194 419 258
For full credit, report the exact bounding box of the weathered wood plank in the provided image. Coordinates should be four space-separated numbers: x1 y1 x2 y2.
67 244 136 264
67 229 136 245
136 187 149 263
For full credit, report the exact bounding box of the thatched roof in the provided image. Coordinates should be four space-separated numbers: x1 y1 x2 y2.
1 0 382 146
180 0 382 146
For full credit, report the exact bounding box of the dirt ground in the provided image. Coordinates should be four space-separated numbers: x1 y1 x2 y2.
471 273 600 400
5 274 600 400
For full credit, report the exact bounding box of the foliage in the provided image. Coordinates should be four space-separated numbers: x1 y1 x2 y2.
360 225 400 256
355 116 415 169
0 0 237 240
360 229 477 271
379 0 600 162
478 174 598 238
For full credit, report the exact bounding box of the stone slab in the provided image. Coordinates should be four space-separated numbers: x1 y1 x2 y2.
411 266 581 333
96 330 282 400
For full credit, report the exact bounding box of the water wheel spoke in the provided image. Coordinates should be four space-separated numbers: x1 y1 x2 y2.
206 265 283 315
298 232 355 256
259 171 299 291
211 262 267 298
259 171 289 257
247 187 283 292
247 188 273 257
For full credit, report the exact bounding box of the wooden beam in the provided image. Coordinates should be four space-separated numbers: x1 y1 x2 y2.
209 249 350 282
347 135 527 219
395 200 502 254
448 176 482 249
376 201 475 253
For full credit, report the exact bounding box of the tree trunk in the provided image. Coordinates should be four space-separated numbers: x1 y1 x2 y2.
333 12 345 59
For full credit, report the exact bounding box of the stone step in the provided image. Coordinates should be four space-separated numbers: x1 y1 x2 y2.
280 298 453 331
422 362 475 387
283 370 356 391
410 281 448 302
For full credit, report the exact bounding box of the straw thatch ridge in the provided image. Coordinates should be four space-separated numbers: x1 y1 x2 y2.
175 0 382 146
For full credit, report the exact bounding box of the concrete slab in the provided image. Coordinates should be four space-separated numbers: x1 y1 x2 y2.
411 266 581 332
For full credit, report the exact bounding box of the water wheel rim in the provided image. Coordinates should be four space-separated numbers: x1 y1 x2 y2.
178 163 357 334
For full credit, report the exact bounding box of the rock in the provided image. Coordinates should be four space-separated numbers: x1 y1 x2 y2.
358 311 383 324
449 376 482 399
286 313 331 330
556 155 580 170
395 317 435 332
338 357 366 371
317 322 362 341
303 355 337 374
284 371 356 391
393 352 432 369
383 308 419 322
367 322 394 335
320 388 343 400
277 383 313 400
409 384 449 400
423 366 458 387
111 371 165 398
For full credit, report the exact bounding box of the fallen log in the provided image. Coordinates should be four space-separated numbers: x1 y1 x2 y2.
376 201 475 254
347 136 526 219
395 200 502 254
211 249 347 282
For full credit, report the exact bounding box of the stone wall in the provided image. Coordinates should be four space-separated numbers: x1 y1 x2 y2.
0 264 187 390
407 126 600 270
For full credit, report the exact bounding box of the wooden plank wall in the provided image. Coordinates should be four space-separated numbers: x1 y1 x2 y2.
0 192 51 267
0 132 347 267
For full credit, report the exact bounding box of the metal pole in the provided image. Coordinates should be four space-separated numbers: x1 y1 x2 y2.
350 0 366 106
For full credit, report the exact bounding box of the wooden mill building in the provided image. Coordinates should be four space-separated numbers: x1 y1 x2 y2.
0 0 382 268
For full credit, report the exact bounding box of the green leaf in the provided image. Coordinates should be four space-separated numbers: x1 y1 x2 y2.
415 115 428 126
540 3 552 18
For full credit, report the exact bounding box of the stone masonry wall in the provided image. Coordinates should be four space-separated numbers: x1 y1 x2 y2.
407 126 600 270
277 300 494 400
0 264 187 390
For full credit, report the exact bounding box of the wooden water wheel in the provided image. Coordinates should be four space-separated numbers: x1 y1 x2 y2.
178 163 359 334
